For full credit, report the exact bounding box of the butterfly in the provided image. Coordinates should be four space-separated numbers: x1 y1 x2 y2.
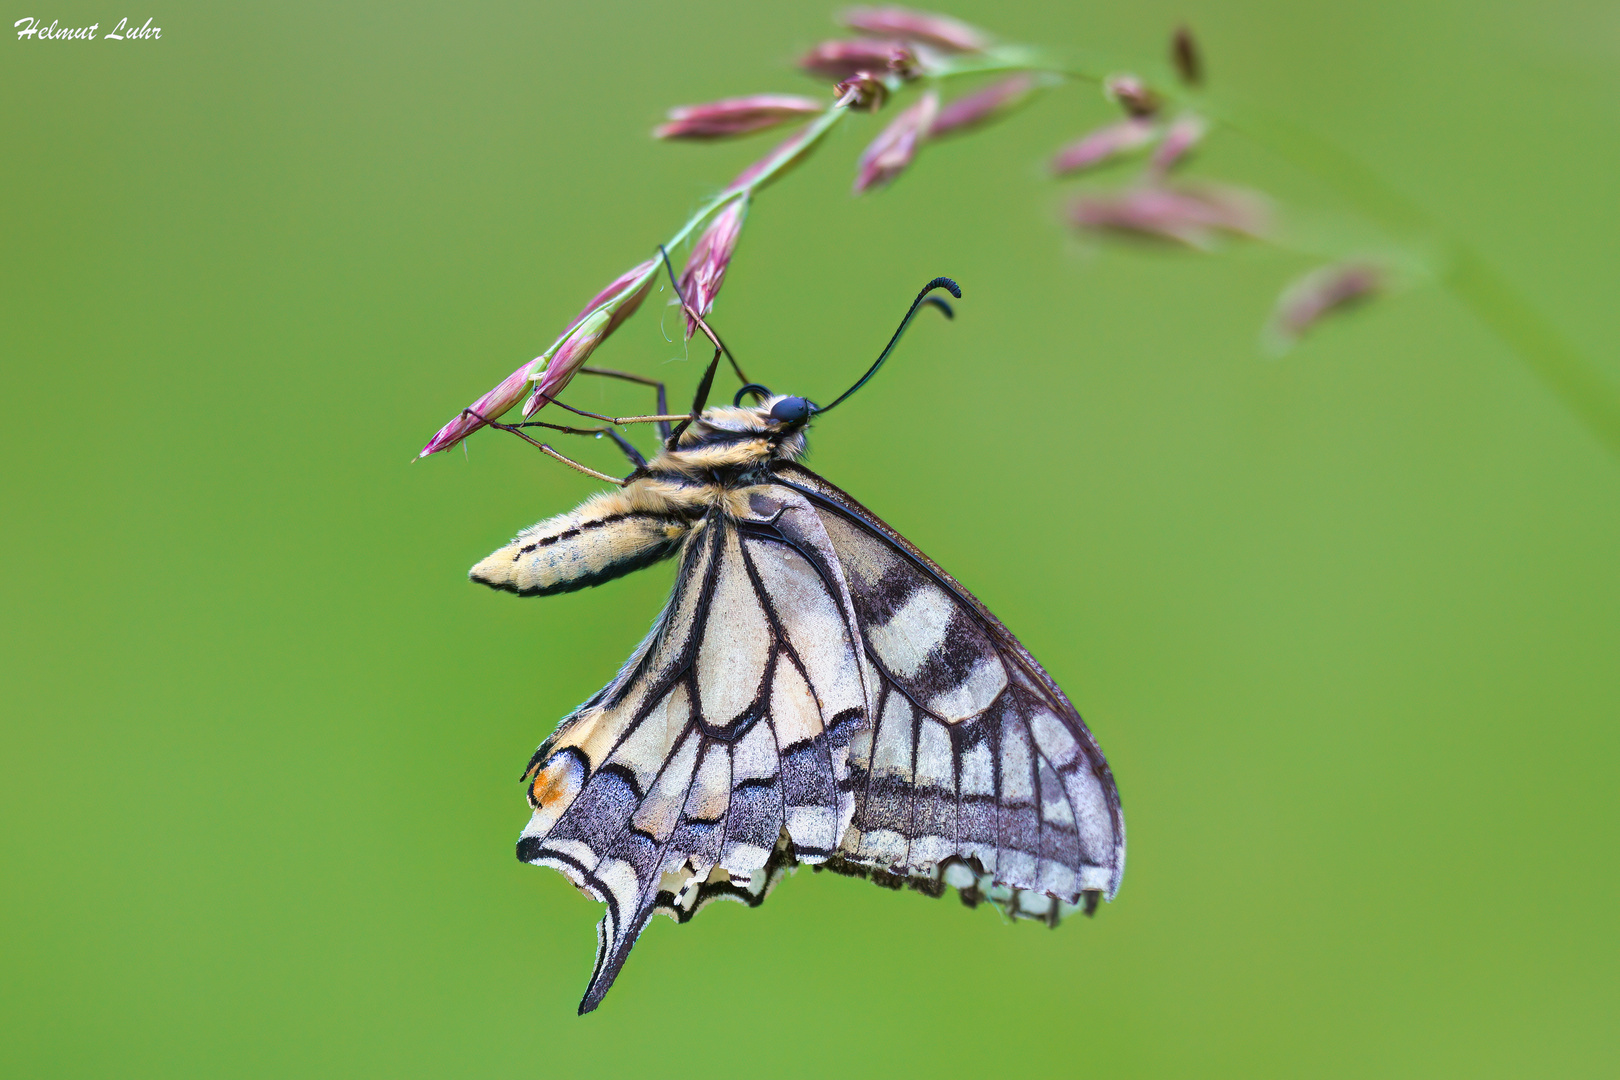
468 278 1124 1013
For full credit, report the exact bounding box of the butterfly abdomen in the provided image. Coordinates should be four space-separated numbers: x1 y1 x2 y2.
470 489 690 596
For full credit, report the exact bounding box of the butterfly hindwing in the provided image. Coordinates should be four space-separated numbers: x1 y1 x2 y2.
768 462 1126 917
515 489 871 1012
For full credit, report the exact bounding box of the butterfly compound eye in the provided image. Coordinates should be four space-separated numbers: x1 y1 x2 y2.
769 396 812 424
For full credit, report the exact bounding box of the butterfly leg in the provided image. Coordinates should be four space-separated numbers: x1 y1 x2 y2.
580 366 671 443
597 428 647 469
503 416 649 470
530 397 690 429
461 408 629 484
665 346 724 447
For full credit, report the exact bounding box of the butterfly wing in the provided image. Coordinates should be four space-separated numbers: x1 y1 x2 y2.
768 462 1126 920
509 467 1123 1011
515 489 871 1013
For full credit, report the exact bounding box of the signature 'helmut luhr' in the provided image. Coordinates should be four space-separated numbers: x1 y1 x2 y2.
469 278 1125 1013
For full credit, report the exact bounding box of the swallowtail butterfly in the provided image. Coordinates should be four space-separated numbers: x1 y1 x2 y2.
469 279 1125 1012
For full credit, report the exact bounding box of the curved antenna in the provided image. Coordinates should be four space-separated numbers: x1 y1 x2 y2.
814 277 961 415
733 383 773 406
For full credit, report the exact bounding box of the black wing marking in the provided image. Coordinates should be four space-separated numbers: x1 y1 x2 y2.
768 461 1126 921
514 490 871 1013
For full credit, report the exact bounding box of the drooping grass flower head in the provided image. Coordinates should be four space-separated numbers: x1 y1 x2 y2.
421 12 1609 467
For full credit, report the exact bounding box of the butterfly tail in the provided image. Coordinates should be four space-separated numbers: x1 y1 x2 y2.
578 893 658 1015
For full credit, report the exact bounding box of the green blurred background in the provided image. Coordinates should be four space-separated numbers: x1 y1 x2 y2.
4 1 1618 1075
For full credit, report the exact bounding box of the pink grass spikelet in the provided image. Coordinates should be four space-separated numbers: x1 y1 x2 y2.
841 6 990 53
1147 114 1207 176
524 308 612 417
1070 183 1270 249
1050 117 1159 175
930 75 1037 138
1267 262 1383 348
854 90 939 193
417 360 538 459
549 259 658 349
1103 74 1162 118
799 39 919 82
677 200 748 337
654 95 824 140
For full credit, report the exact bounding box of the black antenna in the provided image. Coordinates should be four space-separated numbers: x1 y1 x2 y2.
733 383 773 406
814 277 960 415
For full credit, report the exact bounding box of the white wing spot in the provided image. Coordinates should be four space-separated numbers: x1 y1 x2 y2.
866 586 955 678
927 657 1007 722
959 740 994 796
695 536 770 725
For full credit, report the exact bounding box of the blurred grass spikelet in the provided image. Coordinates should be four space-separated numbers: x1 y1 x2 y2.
416 7 1620 460
655 95 825 140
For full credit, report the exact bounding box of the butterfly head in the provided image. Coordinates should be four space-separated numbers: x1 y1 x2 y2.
721 384 814 428
767 395 813 425
695 390 816 433
663 393 815 471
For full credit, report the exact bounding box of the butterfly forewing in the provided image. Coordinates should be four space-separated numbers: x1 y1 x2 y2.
768 463 1126 912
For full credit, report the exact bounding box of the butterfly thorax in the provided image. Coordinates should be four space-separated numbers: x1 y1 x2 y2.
661 403 807 475
469 402 811 596
624 402 809 520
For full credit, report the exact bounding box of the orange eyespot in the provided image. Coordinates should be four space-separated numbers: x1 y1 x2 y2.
531 759 572 810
